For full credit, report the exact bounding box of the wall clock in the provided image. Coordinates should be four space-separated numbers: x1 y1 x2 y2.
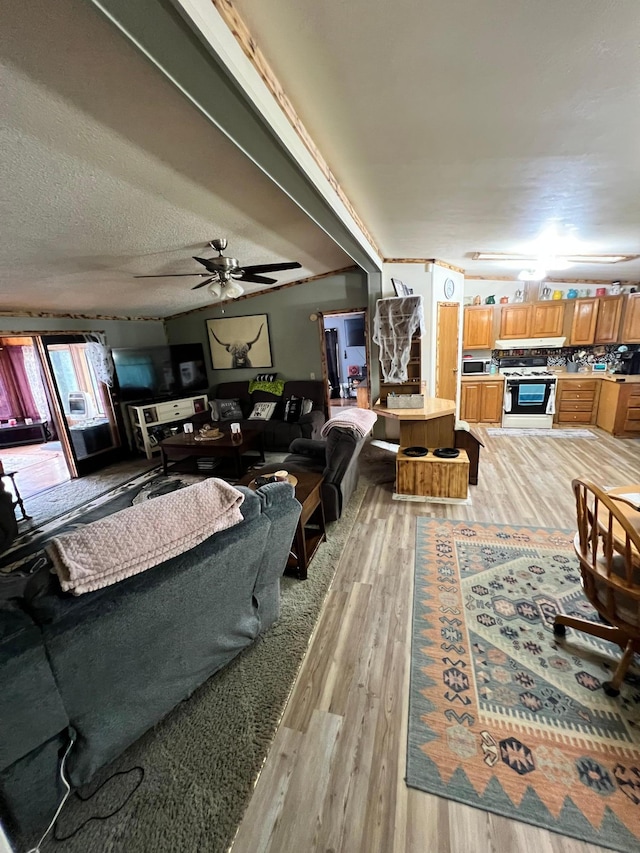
444 278 455 299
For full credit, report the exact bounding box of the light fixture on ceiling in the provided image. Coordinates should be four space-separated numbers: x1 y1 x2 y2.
208 279 245 300
472 252 635 264
518 269 547 281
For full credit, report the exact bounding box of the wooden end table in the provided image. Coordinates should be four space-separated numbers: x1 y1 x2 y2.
159 427 264 479
238 470 326 580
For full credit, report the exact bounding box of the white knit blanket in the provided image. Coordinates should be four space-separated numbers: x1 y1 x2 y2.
320 408 377 439
47 479 245 596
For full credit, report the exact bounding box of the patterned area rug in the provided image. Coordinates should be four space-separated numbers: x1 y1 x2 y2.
407 519 640 852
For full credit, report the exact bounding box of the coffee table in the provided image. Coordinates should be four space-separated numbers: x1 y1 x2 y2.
159 428 264 478
238 470 326 580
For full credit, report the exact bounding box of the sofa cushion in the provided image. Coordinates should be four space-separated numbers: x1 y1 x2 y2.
210 398 244 422
284 396 303 423
248 402 277 420
0 601 68 771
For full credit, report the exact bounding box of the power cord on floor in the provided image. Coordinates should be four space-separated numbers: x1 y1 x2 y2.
52 767 144 842
25 734 74 853
23 731 144 852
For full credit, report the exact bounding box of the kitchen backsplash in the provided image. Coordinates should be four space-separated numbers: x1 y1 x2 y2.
489 343 640 368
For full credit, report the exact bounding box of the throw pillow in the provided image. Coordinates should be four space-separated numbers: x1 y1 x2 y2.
284 396 303 423
301 398 314 416
209 398 243 422
248 402 277 420
254 372 277 382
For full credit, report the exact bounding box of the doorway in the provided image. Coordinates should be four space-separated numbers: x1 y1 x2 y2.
40 336 123 477
0 336 70 500
320 309 371 417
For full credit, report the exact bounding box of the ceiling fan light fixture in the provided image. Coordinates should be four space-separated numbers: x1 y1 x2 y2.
224 281 245 299
208 281 222 298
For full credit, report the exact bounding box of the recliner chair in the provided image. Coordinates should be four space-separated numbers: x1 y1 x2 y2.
257 425 369 522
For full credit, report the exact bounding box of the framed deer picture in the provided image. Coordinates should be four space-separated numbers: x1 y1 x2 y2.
206 314 273 370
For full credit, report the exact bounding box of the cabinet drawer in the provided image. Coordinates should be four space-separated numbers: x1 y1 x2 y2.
560 390 595 402
623 418 640 433
561 380 597 391
559 400 594 412
629 392 640 406
558 411 592 423
156 402 195 419
625 407 640 421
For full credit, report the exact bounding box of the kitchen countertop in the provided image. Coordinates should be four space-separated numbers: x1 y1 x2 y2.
460 373 504 382
552 371 640 383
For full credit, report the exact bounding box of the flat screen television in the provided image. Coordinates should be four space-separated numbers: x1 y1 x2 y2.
112 343 208 402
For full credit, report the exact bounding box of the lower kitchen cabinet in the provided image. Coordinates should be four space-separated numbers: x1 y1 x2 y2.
460 380 503 424
596 381 640 437
554 379 601 425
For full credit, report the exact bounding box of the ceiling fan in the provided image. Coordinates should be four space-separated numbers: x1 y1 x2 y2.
135 238 302 299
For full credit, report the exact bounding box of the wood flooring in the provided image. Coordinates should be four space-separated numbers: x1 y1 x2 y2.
231 427 640 853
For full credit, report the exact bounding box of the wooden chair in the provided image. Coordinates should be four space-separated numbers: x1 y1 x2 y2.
553 477 640 697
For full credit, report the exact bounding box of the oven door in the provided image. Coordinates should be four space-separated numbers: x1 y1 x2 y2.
503 379 556 415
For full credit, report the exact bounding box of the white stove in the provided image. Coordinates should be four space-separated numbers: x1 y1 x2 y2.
499 368 556 377
499 358 557 428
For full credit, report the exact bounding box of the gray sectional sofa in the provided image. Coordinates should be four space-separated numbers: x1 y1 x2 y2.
0 481 301 845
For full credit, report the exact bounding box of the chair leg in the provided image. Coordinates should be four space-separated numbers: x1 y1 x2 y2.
553 614 625 645
603 640 636 698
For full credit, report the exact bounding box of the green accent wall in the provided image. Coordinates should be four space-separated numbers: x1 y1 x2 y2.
164 270 368 389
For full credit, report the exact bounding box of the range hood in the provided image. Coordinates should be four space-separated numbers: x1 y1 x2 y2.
495 336 566 349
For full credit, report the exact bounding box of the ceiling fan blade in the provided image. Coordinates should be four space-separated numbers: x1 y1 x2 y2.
191 277 216 290
240 261 302 275
134 273 210 278
237 273 277 285
193 256 218 271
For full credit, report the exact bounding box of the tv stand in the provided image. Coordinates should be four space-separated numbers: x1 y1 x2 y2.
128 394 208 459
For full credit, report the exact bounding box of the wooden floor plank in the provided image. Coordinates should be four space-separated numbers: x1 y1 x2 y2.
232 427 640 853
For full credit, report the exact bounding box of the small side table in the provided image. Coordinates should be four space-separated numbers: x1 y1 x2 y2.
1 471 32 520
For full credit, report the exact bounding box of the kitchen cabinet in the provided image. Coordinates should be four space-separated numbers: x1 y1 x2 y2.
596 381 640 437
621 292 640 343
569 299 599 346
594 296 624 344
460 380 503 424
499 304 531 339
463 306 494 349
554 379 601 425
530 302 565 337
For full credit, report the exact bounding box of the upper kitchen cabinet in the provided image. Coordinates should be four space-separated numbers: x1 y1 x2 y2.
621 292 640 343
463 306 494 349
530 302 565 337
569 295 625 345
594 295 624 344
569 298 599 346
499 304 531 339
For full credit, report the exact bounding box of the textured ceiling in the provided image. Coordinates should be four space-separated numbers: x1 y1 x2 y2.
234 0 640 281
3 0 640 321
0 0 352 318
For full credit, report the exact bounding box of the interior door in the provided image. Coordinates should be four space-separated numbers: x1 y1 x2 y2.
435 302 460 402
40 335 124 476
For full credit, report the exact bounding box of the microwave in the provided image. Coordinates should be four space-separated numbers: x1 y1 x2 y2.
462 358 490 375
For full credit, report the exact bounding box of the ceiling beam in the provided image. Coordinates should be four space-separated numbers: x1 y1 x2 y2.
88 0 382 274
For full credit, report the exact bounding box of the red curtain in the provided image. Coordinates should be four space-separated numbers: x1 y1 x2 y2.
0 347 39 421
